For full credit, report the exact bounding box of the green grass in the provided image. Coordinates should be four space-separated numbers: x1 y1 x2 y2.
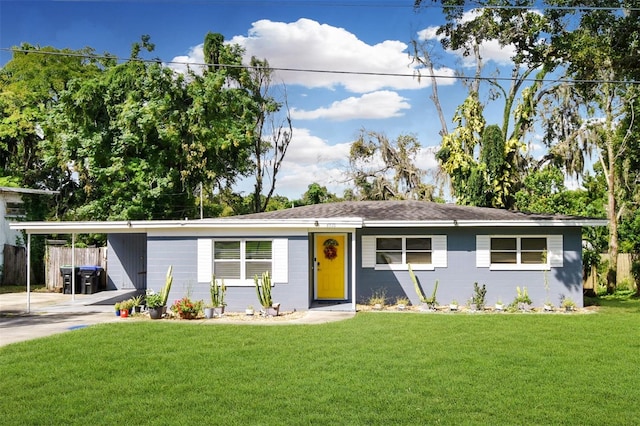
1 298 639 425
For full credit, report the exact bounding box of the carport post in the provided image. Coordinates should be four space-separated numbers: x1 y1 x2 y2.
71 233 76 301
26 232 31 313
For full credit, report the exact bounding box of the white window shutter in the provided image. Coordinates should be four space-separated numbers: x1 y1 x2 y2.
362 236 376 268
272 239 288 283
476 235 490 267
432 235 447 268
197 239 212 282
548 235 563 267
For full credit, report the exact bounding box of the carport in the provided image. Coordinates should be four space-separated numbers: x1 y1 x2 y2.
9 221 145 312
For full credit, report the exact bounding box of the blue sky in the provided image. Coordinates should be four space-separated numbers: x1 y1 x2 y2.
0 0 521 199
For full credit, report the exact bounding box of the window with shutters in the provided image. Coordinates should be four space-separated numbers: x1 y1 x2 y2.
213 240 272 280
376 237 432 266
490 237 547 266
476 235 559 270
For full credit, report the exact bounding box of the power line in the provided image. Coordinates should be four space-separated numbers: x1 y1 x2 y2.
12 0 640 12
3 46 639 86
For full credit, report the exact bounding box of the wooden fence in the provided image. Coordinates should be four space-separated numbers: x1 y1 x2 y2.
2 244 26 285
45 246 107 290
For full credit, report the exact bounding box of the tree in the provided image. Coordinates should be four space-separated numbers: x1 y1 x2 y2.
544 2 640 293
415 1 555 208
299 183 339 206
436 99 523 208
0 44 101 187
244 57 293 213
345 130 434 201
43 35 257 221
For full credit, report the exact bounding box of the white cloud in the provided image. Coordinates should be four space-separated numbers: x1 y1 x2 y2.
227 18 454 93
266 127 352 197
283 128 351 164
167 44 205 75
168 18 454 91
291 91 410 121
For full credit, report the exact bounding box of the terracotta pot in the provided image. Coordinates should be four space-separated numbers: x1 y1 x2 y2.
120 309 129 318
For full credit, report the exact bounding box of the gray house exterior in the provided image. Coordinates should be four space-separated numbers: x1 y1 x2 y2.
12 201 607 311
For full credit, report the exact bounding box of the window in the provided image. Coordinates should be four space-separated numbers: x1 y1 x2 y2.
490 237 547 265
213 240 272 280
5 202 25 217
481 236 551 270
376 237 432 266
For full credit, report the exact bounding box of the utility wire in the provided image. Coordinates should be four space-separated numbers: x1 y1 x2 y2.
2 46 639 86
16 0 640 12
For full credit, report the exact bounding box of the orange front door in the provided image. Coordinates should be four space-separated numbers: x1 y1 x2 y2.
315 234 346 299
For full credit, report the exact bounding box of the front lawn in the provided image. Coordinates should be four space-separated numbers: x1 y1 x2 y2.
1 299 639 425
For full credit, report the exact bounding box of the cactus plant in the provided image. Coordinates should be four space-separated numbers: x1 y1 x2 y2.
210 275 226 307
159 265 173 307
254 271 273 308
410 263 438 308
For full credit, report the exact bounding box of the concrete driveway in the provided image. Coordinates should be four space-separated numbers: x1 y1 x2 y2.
0 290 135 347
0 290 355 347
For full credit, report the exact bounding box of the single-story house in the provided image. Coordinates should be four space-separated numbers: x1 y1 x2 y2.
11 200 607 311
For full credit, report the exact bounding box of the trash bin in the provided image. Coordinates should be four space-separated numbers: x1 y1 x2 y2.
79 266 103 294
60 266 81 294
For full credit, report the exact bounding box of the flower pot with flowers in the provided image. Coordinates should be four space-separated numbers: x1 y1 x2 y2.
171 297 203 319
146 291 164 319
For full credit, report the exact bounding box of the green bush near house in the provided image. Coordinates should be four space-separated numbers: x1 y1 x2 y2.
0 296 639 424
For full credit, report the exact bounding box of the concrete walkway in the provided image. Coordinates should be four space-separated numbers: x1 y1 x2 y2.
0 291 355 347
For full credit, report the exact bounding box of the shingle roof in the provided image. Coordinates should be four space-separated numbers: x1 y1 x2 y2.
236 200 594 223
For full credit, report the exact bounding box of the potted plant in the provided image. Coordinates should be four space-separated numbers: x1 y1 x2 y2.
255 271 280 316
131 294 144 313
210 275 227 317
146 266 174 320
543 299 554 312
471 282 487 311
119 299 132 318
512 286 532 311
170 296 203 319
395 296 409 311
245 305 255 316
495 298 504 311
561 297 576 312
449 300 459 311
204 304 215 319
367 289 386 310
114 302 121 316
146 290 164 319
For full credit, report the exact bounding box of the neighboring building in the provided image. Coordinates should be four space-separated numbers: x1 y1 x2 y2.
0 187 57 278
11 201 607 310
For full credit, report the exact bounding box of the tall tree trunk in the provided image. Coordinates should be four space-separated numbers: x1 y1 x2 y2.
605 137 618 294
